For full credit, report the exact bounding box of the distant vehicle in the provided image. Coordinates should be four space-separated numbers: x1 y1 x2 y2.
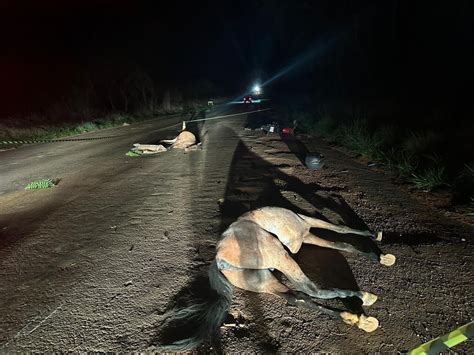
243 95 253 104
252 84 261 96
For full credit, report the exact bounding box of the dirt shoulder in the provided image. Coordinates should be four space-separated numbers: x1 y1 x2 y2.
0 115 472 352
205 130 473 353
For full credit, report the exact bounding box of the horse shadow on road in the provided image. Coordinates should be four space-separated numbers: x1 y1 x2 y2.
153 129 384 352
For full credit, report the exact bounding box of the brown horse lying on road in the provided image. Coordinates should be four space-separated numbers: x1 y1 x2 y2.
160 130 197 149
160 207 396 351
133 130 199 154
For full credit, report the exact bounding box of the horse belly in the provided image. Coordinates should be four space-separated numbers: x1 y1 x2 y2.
216 220 287 270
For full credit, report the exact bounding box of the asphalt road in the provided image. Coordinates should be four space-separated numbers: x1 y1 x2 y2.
0 105 253 351
1 104 472 353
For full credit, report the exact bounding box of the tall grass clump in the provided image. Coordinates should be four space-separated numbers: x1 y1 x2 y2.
381 149 417 177
337 119 384 159
410 166 448 191
287 103 471 196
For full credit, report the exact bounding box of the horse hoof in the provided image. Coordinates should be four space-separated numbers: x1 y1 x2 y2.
380 253 396 266
375 231 383 241
340 311 359 326
361 291 378 306
357 315 379 332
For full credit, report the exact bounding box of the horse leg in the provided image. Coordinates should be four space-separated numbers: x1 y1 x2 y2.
221 267 378 333
298 214 382 241
303 233 396 267
160 138 177 144
272 251 378 306
217 221 377 306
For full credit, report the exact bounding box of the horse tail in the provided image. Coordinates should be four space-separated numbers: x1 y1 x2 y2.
159 260 233 351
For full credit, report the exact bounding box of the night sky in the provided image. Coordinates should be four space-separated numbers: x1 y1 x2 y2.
1 0 473 117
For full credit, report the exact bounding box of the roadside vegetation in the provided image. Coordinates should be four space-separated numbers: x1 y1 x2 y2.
0 67 216 148
287 103 473 207
0 108 206 149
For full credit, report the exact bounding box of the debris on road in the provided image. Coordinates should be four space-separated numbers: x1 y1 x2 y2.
305 154 325 170
261 122 280 134
25 178 57 190
244 121 282 134
125 149 143 157
184 142 203 152
131 143 167 155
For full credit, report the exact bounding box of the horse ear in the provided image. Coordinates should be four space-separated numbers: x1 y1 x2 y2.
182 121 186 131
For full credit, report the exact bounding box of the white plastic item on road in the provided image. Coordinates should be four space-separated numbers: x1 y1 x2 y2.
132 143 167 154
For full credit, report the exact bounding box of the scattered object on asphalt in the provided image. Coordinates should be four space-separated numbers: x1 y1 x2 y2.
126 149 143 157
261 122 280 134
184 142 203 152
25 178 57 190
305 154 325 170
133 143 167 154
281 127 292 134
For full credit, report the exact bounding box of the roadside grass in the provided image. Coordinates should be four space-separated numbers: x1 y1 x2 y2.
410 166 448 191
336 119 384 160
380 149 417 177
0 113 132 145
0 105 208 149
292 107 461 193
